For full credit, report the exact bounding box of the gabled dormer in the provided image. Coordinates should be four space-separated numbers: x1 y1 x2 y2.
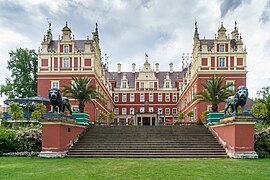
61 22 72 42
163 73 172 89
120 72 129 89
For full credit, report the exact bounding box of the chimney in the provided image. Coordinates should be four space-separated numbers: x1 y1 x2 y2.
169 63 173 73
155 63 159 73
132 63 136 73
117 63 121 73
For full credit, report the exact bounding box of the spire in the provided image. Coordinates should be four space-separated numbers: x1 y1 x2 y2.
194 21 199 40
231 21 239 40
234 21 237 31
95 22 98 32
46 22 52 42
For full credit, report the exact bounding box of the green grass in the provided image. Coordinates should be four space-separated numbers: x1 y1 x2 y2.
0 157 269 180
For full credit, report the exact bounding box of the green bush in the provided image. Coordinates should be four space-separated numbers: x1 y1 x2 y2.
0 128 17 154
255 127 270 158
196 119 204 125
1 120 11 128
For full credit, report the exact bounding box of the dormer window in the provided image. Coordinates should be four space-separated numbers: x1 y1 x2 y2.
64 45 69 53
165 81 170 88
122 82 127 88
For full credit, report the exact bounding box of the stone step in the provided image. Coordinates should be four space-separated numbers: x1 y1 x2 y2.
69 147 224 150
66 154 227 158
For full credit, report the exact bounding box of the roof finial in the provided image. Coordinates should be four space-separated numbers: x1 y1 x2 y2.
221 22 223 27
95 22 98 32
235 21 237 29
240 33 242 40
195 21 197 29
49 23 51 30
65 21 68 27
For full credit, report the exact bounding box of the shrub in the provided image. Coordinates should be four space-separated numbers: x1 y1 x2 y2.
196 119 204 125
0 128 17 154
1 120 11 128
255 127 270 158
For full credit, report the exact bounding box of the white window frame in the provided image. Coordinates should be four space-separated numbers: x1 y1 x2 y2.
122 81 127 88
122 93 127 102
226 81 235 91
130 108 134 115
140 82 144 88
149 94 153 102
172 94 177 102
114 94 119 102
207 105 212 112
140 107 145 113
165 93 170 102
219 44 225 52
149 107 154 113
218 57 225 67
114 108 119 115
165 81 170 88
158 94 162 102
64 45 69 53
130 94 134 102
122 108 126 115
172 108 177 115
63 58 70 68
165 108 170 115
158 108 163 115
140 93 145 102
51 81 59 89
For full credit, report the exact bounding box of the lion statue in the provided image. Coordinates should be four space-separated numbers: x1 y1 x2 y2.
224 86 248 115
48 88 72 115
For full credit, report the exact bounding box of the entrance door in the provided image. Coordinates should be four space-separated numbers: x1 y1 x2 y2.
143 117 150 125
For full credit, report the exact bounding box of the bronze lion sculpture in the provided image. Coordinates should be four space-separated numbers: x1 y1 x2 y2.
224 86 248 115
48 88 72 115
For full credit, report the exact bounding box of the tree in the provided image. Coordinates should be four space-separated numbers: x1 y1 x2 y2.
250 86 270 121
251 102 268 119
0 48 38 98
8 102 24 120
195 76 233 112
98 112 106 123
31 103 47 121
62 76 105 113
107 112 115 123
178 112 185 121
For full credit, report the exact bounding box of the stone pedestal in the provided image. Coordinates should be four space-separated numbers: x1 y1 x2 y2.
209 114 258 158
39 120 86 158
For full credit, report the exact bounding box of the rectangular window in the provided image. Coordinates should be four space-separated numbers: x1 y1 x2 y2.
165 93 170 102
140 107 145 113
207 105 212 112
130 93 134 102
172 108 177 115
64 45 69 53
194 109 197 120
122 108 126 115
140 82 144 88
226 81 234 91
140 94 145 102
149 94 153 102
158 108 162 115
122 82 127 88
158 94 162 102
122 94 127 102
219 44 225 52
165 108 170 115
63 58 70 68
172 94 177 102
149 107 154 113
114 108 119 115
218 58 225 67
114 94 119 102
149 82 153 88
130 108 134 115
165 82 170 88
51 81 59 89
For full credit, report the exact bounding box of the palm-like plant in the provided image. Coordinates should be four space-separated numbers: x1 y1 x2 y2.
62 76 105 113
195 76 233 112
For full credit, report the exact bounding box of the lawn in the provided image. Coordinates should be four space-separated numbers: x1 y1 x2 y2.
0 157 269 179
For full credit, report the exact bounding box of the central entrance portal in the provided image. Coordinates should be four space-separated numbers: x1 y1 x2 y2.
143 117 150 125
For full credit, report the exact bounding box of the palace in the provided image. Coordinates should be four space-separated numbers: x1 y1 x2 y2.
37 22 247 125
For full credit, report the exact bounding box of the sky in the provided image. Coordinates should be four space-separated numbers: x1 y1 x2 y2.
0 0 270 101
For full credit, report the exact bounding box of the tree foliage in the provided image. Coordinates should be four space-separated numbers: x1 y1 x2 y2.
107 112 115 120
178 112 184 121
98 112 106 123
62 76 105 113
31 103 47 120
8 102 24 120
252 86 270 121
195 76 233 112
0 48 38 98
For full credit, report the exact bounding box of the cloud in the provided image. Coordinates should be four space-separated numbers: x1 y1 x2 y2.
260 0 270 24
220 0 248 18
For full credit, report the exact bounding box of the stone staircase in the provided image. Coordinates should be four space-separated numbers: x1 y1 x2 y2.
67 125 227 158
